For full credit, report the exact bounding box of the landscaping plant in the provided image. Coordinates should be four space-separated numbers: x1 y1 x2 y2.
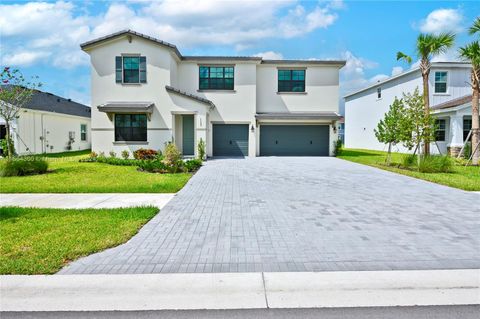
121 150 130 160
397 32 455 155
0 157 48 177
109 151 116 158
333 139 343 157
197 138 206 161
184 159 202 172
417 155 454 173
458 17 480 165
133 148 158 160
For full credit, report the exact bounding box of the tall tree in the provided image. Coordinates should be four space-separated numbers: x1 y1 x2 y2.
459 23 480 165
0 67 41 159
469 17 480 36
397 32 455 155
374 97 409 164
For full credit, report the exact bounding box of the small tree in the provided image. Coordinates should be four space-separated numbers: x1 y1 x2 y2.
0 67 41 159
374 97 408 164
401 88 436 160
197 138 206 161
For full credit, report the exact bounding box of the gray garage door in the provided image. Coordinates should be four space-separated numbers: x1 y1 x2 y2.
213 124 249 156
260 125 329 156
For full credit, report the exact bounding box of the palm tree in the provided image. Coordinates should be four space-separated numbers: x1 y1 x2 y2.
397 33 456 155
469 17 480 36
459 41 480 165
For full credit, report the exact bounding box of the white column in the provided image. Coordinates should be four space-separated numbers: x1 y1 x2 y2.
449 114 464 147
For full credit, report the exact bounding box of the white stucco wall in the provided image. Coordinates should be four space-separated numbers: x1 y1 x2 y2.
345 64 471 154
10 109 91 155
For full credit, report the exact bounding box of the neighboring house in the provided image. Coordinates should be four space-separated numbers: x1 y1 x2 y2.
80 30 345 157
0 88 91 155
344 62 476 155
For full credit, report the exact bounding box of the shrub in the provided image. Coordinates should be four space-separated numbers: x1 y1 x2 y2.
133 148 158 160
0 138 15 157
0 157 48 177
121 150 130 160
163 143 182 166
197 138 206 161
464 142 472 158
137 160 168 173
90 151 98 159
401 154 417 168
333 139 343 156
109 151 116 158
417 155 454 173
184 159 202 172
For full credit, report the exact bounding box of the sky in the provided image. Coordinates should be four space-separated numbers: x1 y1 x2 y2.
0 0 479 114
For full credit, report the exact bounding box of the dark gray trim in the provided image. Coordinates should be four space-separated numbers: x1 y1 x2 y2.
113 141 149 145
256 112 341 121
91 128 114 131
262 59 346 66
165 85 215 107
97 102 154 113
431 95 471 110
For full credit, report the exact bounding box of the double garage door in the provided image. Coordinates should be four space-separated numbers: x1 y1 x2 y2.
260 125 329 156
212 124 329 157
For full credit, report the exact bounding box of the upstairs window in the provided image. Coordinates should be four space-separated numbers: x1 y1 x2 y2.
434 119 446 141
80 124 87 141
434 71 448 93
463 118 472 141
115 114 147 142
115 56 147 84
199 66 234 90
278 69 305 92
377 87 382 99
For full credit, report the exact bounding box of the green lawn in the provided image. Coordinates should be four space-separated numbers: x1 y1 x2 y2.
0 206 158 274
0 152 191 193
338 149 480 191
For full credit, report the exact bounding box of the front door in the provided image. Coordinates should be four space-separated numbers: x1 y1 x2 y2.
182 115 194 156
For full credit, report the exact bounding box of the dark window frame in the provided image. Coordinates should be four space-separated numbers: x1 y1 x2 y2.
278 69 306 93
199 66 235 90
377 87 382 99
80 124 87 141
114 114 148 142
463 117 472 142
434 119 446 142
434 71 448 94
116 55 147 84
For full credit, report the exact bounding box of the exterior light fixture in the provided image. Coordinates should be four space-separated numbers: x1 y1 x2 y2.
251 125 255 132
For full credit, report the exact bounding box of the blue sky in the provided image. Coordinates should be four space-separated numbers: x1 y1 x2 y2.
1 0 479 113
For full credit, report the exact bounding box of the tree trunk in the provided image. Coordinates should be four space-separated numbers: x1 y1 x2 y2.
5 122 12 160
420 59 431 156
387 142 392 165
472 81 479 166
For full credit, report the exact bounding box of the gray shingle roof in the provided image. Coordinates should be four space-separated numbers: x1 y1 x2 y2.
1 86 91 118
255 112 341 120
165 85 215 107
80 29 346 66
431 95 472 110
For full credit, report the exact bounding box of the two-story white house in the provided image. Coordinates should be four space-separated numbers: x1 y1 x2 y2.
344 62 475 156
80 30 344 158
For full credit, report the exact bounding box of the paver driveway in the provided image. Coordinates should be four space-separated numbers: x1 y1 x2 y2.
60 157 480 274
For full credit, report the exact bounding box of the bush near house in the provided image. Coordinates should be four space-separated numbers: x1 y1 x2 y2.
133 148 159 160
0 157 48 177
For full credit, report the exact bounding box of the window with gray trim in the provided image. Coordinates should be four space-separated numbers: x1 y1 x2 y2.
80 124 87 141
199 66 234 90
114 114 147 142
464 118 472 141
434 71 447 93
278 69 305 92
435 119 446 141
115 56 147 84
377 87 382 99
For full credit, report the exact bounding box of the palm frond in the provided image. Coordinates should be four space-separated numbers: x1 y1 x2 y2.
396 51 412 64
469 17 480 36
459 41 480 68
416 33 455 59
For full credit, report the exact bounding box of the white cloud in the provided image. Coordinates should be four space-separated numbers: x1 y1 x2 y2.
253 51 284 60
2 51 51 66
391 66 403 76
419 8 463 34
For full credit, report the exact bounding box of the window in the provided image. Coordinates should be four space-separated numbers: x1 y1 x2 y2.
199 66 234 90
115 56 147 84
435 119 446 141
278 69 305 92
80 124 87 141
434 71 448 93
377 87 382 99
114 114 147 142
463 118 472 141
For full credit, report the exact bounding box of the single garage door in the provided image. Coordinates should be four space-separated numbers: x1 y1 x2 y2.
260 125 329 156
213 124 249 156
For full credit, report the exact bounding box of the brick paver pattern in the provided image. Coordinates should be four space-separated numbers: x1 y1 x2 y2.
59 157 480 274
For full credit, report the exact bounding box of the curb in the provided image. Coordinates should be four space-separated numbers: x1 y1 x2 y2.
1 269 479 312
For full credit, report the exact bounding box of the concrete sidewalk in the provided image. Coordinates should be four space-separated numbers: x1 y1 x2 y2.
1 269 479 312
0 193 175 209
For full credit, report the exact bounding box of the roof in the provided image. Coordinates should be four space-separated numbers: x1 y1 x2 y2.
80 29 345 67
431 95 472 110
344 62 472 99
165 86 215 107
255 112 342 121
97 102 154 113
1 85 91 118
